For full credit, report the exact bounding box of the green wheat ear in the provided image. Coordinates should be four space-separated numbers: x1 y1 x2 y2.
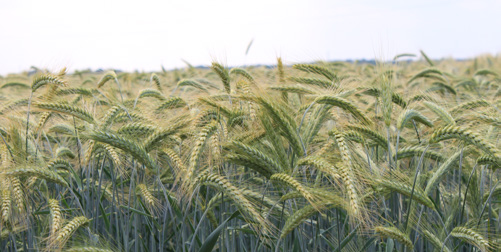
288 76 333 89
393 146 445 162
396 108 433 131
1 82 30 89
137 88 166 101
407 68 447 84
31 74 66 93
229 68 255 83
34 102 95 124
150 73 162 91
314 95 371 125
420 50 434 66
362 87 407 108
280 199 345 239
97 71 117 88
393 53 416 61
293 64 336 81
269 85 315 95
450 227 490 252
427 81 457 95
429 125 499 157
374 226 413 250
156 97 186 111
277 57 288 102
177 79 209 93
450 99 490 115
473 68 498 78
89 130 158 172
423 101 456 126
211 62 230 94
380 72 393 127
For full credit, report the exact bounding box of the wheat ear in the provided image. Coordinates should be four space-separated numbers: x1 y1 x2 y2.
7 168 68 187
376 178 434 209
97 71 117 88
1 188 11 224
271 173 315 203
89 131 158 171
54 216 90 249
31 74 66 93
424 147 473 196
397 109 433 131
423 101 456 126
393 146 445 162
48 199 62 237
330 129 360 218
151 73 162 91
9 177 24 212
280 198 345 239
66 246 113 252
374 226 413 249
35 102 95 124
196 171 268 233
430 125 499 157
185 122 218 189
450 227 490 252
211 62 230 94
315 95 371 125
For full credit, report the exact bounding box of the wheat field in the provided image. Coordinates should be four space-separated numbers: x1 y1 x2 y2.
0 52 499 251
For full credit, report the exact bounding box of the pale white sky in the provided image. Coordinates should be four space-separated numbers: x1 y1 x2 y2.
0 0 500 74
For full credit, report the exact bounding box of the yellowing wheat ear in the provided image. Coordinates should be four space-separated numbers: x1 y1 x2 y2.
48 199 62 238
1 188 11 224
9 177 24 213
330 129 361 219
137 183 159 211
53 216 90 249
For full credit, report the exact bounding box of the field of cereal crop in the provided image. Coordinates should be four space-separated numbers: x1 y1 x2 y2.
0 52 499 251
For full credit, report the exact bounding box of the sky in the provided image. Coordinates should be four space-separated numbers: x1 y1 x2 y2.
0 0 500 75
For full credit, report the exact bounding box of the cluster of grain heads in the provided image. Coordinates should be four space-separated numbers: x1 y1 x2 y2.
0 56 499 251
